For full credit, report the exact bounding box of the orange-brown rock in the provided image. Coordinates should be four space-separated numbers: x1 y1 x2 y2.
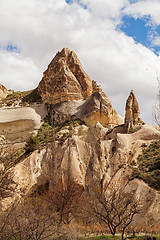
77 90 121 128
38 47 93 104
124 90 144 133
0 84 8 99
92 80 102 93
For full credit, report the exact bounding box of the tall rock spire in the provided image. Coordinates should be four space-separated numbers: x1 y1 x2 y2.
124 90 144 133
38 47 93 104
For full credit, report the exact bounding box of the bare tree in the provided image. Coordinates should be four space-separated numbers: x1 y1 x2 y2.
46 179 83 226
153 76 160 126
85 181 139 240
0 196 57 240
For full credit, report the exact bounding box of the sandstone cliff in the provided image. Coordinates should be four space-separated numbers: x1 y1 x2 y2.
0 84 13 99
38 47 93 104
2 123 160 230
76 90 121 128
0 48 160 234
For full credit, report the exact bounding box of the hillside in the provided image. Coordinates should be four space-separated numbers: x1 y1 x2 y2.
0 48 160 239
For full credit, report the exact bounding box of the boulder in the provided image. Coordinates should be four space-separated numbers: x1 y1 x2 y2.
77 90 121 128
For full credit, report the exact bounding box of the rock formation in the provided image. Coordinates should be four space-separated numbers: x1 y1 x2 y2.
92 80 102 93
0 104 47 142
2 123 160 230
38 47 93 104
77 90 121 128
124 90 143 133
0 48 160 233
0 84 10 99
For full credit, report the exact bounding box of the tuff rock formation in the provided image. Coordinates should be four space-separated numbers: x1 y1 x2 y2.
38 48 122 128
38 47 93 104
124 90 143 133
0 48 160 233
0 84 13 99
0 104 47 142
2 123 160 229
77 90 122 128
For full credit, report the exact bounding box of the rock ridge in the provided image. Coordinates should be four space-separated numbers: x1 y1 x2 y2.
38 47 93 104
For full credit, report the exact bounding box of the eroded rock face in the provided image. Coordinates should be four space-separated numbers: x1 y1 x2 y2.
124 90 143 133
2 124 160 230
77 90 121 128
1 48 160 230
38 47 93 104
0 84 10 99
0 104 47 142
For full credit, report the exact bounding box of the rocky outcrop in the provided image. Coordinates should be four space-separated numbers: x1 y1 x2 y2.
38 47 93 104
0 104 47 142
1 48 160 231
77 90 122 128
124 90 143 133
2 123 160 230
38 48 122 128
92 80 102 93
0 84 13 99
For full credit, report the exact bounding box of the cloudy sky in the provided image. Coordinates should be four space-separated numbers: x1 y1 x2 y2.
1 0 160 124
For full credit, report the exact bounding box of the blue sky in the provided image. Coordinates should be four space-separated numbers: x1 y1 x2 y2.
1 0 160 124
65 0 87 9
65 0 160 55
120 16 160 55
6 43 20 53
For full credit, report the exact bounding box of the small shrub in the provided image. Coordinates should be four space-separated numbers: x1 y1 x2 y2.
0 88 42 107
24 136 39 153
129 126 141 134
136 140 160 191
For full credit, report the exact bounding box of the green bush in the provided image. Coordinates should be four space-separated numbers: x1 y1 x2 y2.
0 88 42 107
135 141 160 191
24 121 53 154
24 136 40 154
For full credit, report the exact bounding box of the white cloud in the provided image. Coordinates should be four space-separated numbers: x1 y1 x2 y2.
123 0 160 25
0 0 160 124
151 36 160 47
0 50 40 91
80 0 129 21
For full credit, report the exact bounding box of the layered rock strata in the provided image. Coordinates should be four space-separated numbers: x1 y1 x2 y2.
38 47 93 104
0 84 13 99
1 48 160 231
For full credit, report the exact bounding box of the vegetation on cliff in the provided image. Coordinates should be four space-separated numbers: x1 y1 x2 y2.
132 141 160 191
0 88 42 107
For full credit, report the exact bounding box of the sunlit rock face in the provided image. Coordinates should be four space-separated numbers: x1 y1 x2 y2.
124 90 144 133
0 84 13 99
0 104 47 142
77 90 121 128
1 48 160 231
38 47 93 104
2 124 160 230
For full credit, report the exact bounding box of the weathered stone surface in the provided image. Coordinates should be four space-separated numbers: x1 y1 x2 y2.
92 80 102 93
77 90 121 128
0 104 47 141
0 84 9 99
38 47 93 104
124 90 143 133
2 124 160 230
1 48 160 231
